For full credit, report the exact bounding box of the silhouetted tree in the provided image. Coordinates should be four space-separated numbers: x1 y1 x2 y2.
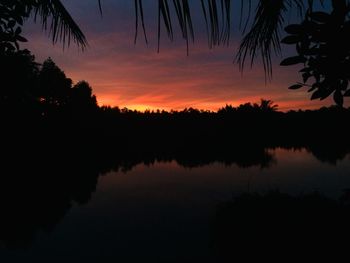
38 57 72 107
236 102 257 114
257 99 279 112
71 81 97 105
0 49 39 108
218 104 235 114
68 80 98 116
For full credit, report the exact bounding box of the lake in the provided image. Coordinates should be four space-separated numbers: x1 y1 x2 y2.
1 147 350 262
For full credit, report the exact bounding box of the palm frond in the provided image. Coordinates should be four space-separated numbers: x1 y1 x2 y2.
98 0 102 15
154 0 195 54
172 0 194 54
235 0 305 80
136 0 231 53
32 0 87 49
134 0 148 44
157 0 174 52
133 0 332 78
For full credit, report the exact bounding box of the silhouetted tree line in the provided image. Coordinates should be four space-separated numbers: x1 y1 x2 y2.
2 48 350 251
1 50 98 120
2 49 350 166
2 2 350 256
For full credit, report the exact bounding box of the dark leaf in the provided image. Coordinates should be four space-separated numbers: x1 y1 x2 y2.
281 35 302 44
309 12 330 23
280 56 306 66
284 24 304 35
320 88 335 100
299 67 311 73
332 0 347 11
288 84 303 90
14 3 26 16
16 35 27 42
8 20 16 28
340 79 348 91
311 89 323 100
15 26 21 35
344 90 350 97
302 72 311 83
5 43 15 51
310 31 328 43
304 47 320 56
334 90 344 107
308 83 318 92
311 87 334 100
297 41 312 55
14 15 23 25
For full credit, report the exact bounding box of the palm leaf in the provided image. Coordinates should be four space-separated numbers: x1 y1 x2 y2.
135 0 313 77
235 0 306 80
135 0 231 53
31 0 87 49
134 0 148 44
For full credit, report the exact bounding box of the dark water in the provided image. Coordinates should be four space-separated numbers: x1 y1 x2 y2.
1 148 350 262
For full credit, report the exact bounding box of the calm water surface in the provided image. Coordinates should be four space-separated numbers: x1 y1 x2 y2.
1 148 350 262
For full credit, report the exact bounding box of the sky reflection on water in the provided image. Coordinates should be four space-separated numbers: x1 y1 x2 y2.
1 148 350 262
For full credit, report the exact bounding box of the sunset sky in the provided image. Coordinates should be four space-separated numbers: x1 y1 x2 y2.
23 0 336 111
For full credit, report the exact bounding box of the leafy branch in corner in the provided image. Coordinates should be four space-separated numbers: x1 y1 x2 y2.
280 0 350 106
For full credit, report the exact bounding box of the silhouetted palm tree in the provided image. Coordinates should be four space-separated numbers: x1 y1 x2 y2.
258 99 279 112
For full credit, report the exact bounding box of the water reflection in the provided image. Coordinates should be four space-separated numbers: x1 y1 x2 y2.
211 190 350 262
0 146 350 261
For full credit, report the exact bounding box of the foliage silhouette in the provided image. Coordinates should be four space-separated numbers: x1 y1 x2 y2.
3 1 350 106
133 0 350 104
0 50 99 127
133 1 330 77
1 48 350 250
1 113 350 249
1 64 350 249
38 57 72 107
0 1 330 77
1 50 350 166
0 49 39 108
1 2 350 257
281 0 350 106
0 0 87 52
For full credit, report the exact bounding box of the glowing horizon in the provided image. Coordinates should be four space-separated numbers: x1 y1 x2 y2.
22 0 342 112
